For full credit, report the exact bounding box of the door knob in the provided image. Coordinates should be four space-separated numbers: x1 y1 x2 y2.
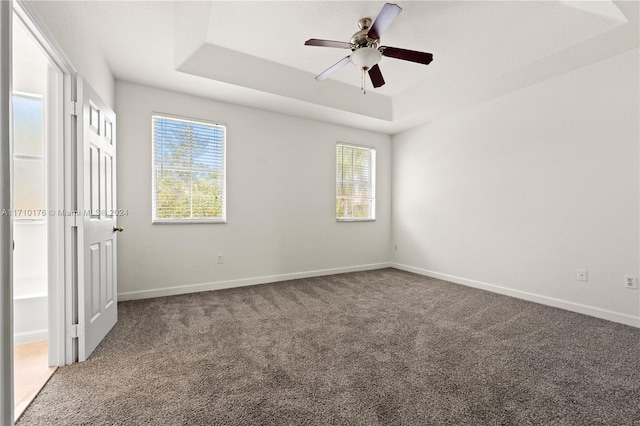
113 226 124 232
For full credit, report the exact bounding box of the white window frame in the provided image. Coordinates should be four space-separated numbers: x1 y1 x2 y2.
151 113 227 224
336 142 376 222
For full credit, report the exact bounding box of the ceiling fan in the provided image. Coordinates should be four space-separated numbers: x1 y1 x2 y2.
304 3 433 93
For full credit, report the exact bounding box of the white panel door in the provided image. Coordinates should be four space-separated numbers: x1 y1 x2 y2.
77 79 118 361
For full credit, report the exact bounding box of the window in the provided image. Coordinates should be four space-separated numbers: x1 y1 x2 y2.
13 93 45 220
152 114 226 223
336 143 376 221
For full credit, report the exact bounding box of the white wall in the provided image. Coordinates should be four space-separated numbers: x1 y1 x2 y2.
115 81 391 299
392 48 640 326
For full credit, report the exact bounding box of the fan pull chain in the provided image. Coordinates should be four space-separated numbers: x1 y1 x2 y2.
361 69 367 95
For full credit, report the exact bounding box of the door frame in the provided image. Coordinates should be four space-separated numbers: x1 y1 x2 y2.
1 2 14 424
13 0 77 368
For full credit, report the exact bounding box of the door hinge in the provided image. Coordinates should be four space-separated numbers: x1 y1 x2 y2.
67 324 84 339
65 211 79 227
67 101 78 116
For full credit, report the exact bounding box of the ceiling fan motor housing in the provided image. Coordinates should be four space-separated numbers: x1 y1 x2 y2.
351 29 370 46
351 17 379 47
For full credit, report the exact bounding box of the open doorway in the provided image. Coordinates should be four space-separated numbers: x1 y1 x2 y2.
5 2 115 422
12 11 64 421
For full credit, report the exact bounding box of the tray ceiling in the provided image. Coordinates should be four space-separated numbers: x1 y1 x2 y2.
30 1 638 134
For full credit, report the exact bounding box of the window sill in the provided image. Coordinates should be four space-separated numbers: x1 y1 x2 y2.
152 219 227 225
336 218 376 222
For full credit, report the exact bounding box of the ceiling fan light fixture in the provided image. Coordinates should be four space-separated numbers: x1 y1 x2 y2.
350 47 381 70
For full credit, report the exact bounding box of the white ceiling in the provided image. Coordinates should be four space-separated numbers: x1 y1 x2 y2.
31 1 638 134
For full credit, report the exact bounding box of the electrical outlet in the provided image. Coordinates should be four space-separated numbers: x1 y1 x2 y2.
217 254 224 264
625 275 637 289
577 270 587 282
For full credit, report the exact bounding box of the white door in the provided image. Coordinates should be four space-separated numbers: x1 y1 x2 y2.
77 79 118 361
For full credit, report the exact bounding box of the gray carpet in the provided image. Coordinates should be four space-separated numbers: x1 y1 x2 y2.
17 268 640 425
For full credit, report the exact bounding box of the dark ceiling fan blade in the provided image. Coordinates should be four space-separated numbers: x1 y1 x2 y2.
315 56 351 81
305 39 352 49
381 46 433 65
368 64 385 88
367 3 402 40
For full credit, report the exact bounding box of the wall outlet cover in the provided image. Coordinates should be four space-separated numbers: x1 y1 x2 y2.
577 269 587 282
625 275 637 289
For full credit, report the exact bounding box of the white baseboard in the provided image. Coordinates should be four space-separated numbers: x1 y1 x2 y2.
14 329 48 345
118 262 392 302
391 263 640 328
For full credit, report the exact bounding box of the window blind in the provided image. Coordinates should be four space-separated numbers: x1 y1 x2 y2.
336 143 376 221
152 115 226 223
